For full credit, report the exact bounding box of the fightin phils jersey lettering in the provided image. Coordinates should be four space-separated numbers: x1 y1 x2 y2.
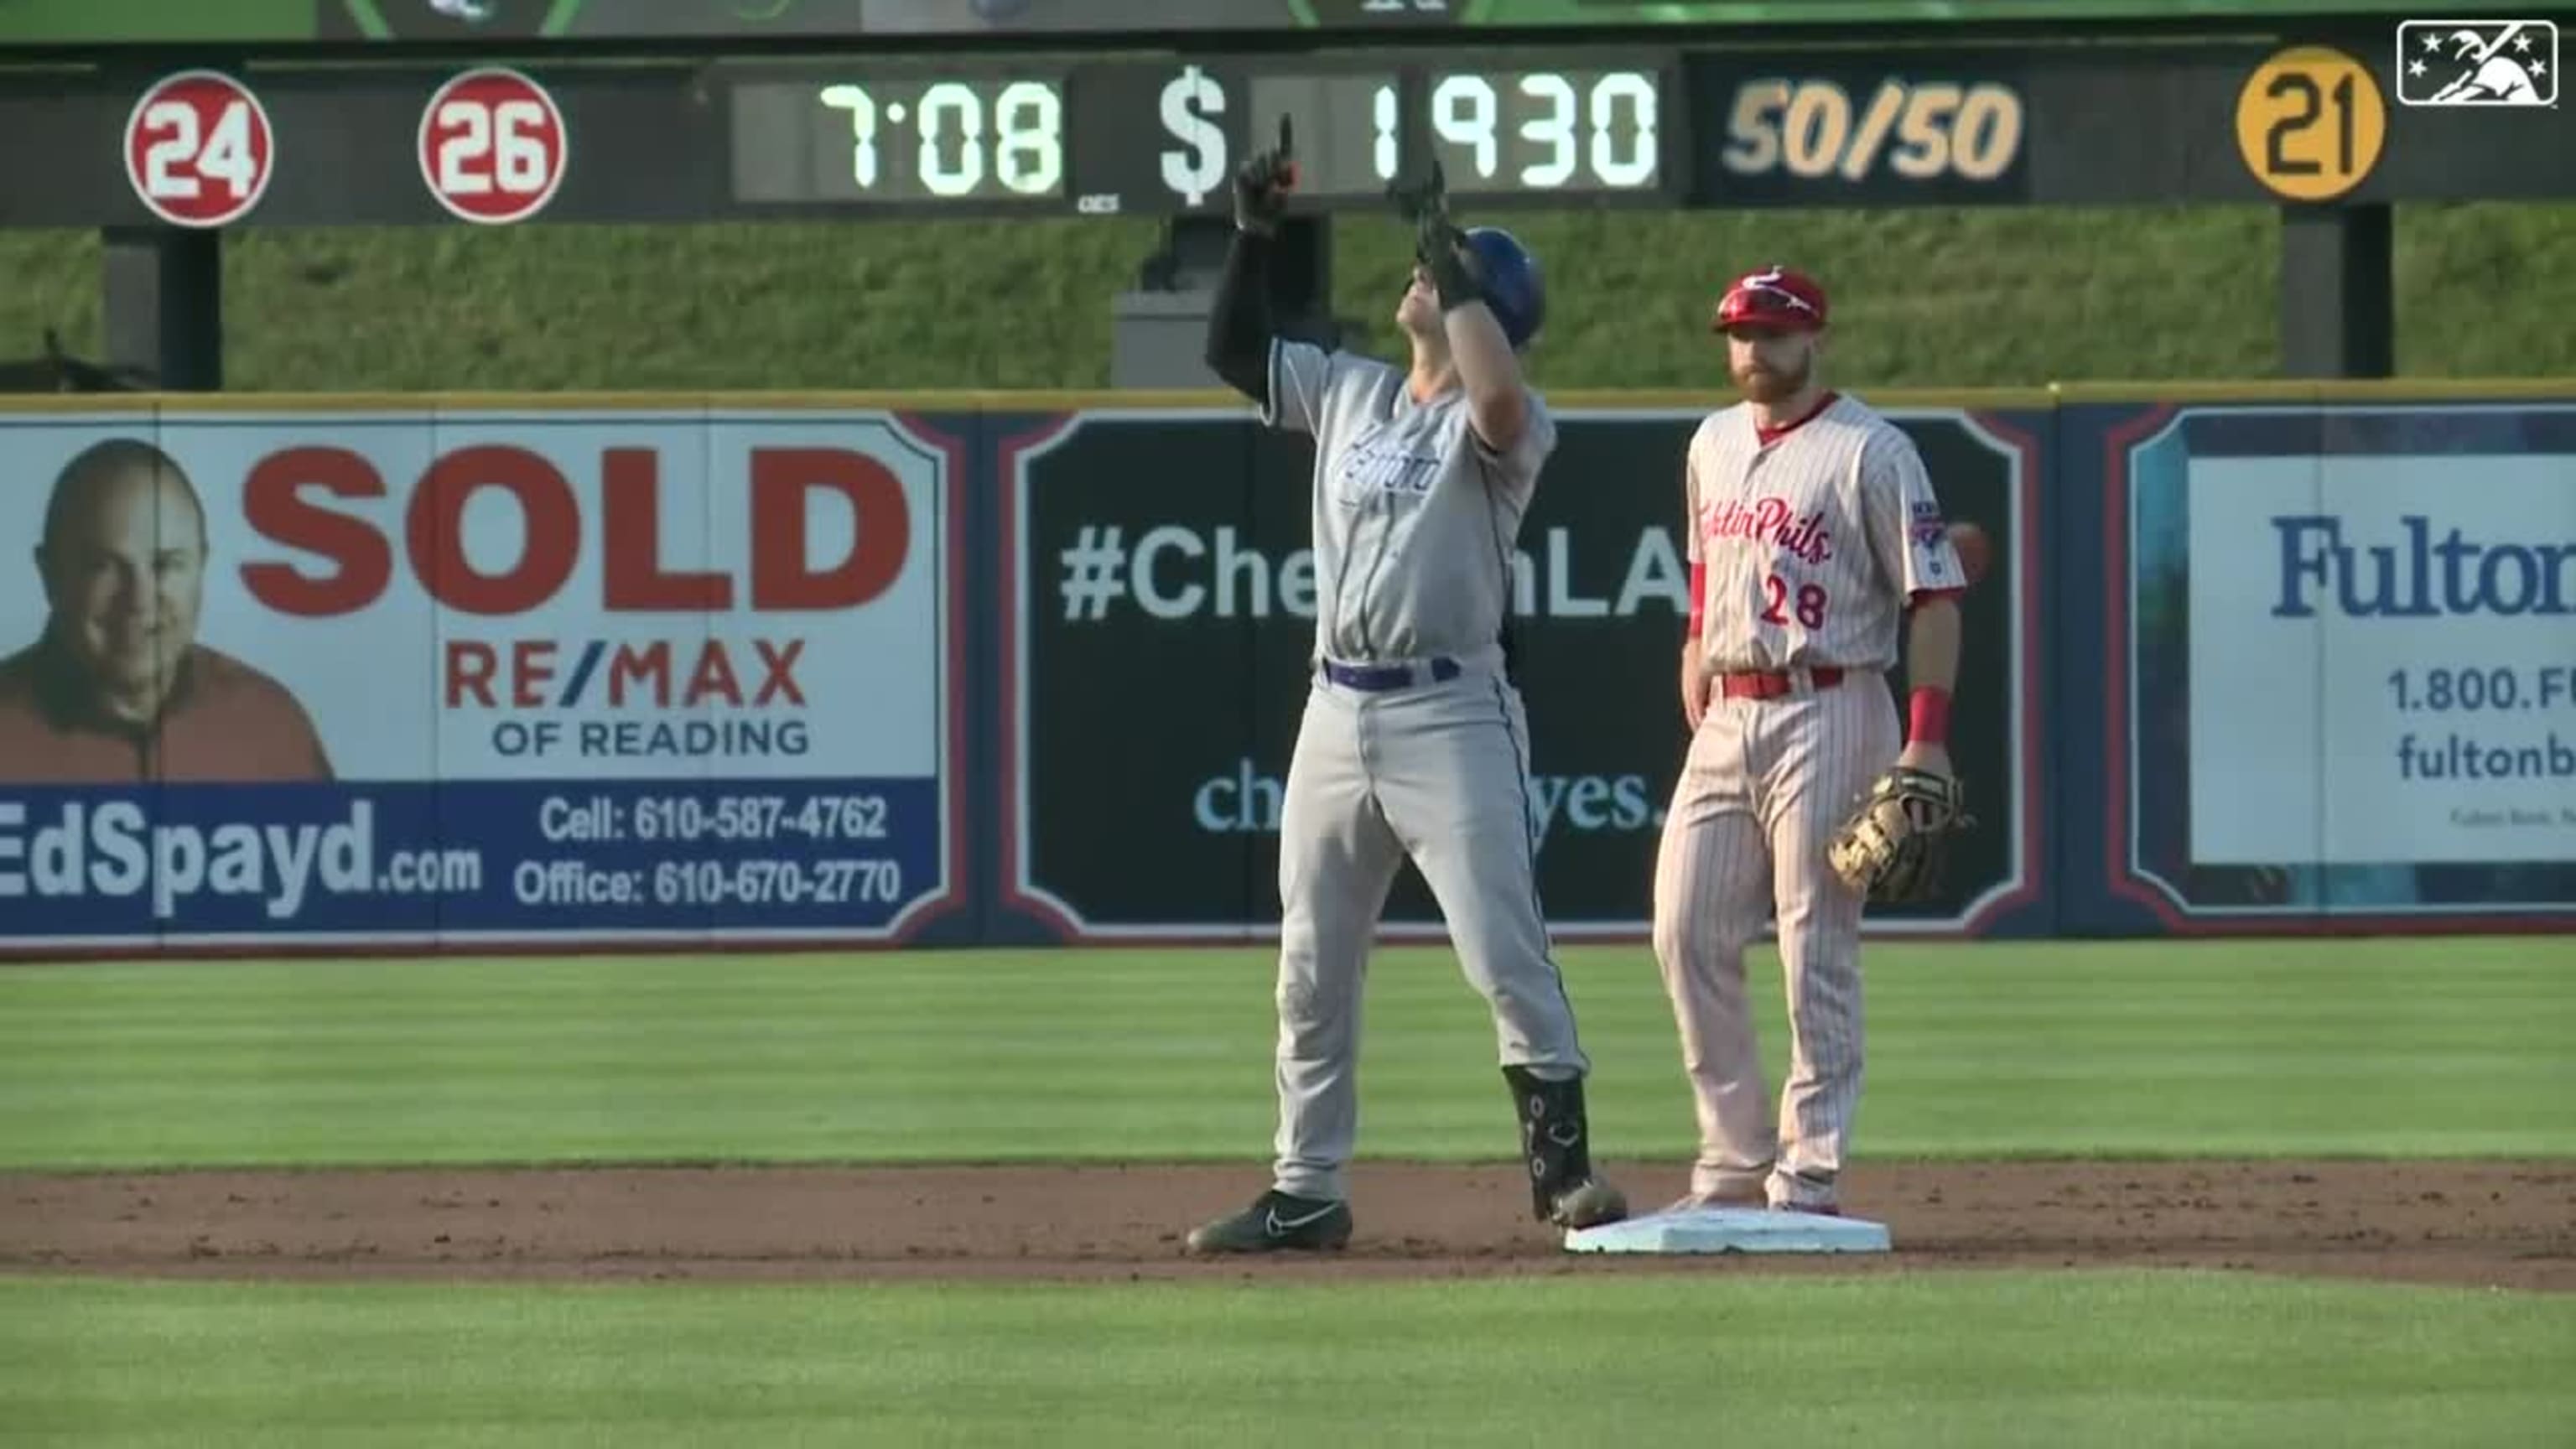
1685 393 1964 673
1266 337 1555 666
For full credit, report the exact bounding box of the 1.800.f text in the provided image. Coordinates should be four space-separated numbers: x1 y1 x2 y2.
2386 666 2576 714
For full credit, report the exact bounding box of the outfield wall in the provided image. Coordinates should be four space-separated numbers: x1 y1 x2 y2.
1 382 2569 957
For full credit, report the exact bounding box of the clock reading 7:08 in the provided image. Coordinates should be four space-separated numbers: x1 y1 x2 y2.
820 79 1064 197
730 75 1069 204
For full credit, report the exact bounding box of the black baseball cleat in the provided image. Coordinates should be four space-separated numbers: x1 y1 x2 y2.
1184 1189 1354 1254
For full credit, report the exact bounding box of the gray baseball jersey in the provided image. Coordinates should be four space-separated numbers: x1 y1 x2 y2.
1264 338 1555 667
1654 392 1962 1213
1258 336 1589 1205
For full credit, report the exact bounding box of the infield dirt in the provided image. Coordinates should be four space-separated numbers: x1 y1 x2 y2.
6 1160 2572 1291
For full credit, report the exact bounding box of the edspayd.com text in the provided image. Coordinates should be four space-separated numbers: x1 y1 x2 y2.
0 800 478 921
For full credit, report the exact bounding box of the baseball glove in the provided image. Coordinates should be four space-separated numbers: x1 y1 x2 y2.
1827 766 1973 905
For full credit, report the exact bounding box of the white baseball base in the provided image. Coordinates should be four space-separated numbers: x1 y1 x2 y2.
1562 1206 1892 1255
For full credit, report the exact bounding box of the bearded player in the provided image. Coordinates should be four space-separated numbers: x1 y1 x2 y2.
1181 124 1628 1254
1650 265 1968 1218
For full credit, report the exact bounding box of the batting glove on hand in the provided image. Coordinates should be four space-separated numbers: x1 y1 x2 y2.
1416 212 1483 314
1233 115 1296 236
1392 160 1482 312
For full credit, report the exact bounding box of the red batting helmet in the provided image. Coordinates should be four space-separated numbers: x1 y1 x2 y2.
1712 265 1829 333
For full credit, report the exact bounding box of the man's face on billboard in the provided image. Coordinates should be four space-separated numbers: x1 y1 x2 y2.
39 466 207 718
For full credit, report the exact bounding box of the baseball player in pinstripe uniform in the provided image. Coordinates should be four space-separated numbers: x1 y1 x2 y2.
1181 127 1628 1255
1652 265 1969 1217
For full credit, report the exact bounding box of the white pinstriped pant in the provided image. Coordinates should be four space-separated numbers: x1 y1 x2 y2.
1650 671 1898 1210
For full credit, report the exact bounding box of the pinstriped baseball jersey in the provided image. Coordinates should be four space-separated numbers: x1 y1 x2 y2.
1265 337 1555 665
1685 394 1965 674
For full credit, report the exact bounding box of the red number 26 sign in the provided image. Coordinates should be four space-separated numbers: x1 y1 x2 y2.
418 67 572 225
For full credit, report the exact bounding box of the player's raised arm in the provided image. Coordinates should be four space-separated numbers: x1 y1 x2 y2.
1419 221 1534 454
1203 117 1297 414
1387 157 1545 460
1429 252 1526 449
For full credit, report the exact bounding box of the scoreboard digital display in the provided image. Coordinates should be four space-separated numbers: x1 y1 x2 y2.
1244 71 1405 199
714 52 1678 216
731 73 1073 205
0 28 2563 231
1422 66 1665 197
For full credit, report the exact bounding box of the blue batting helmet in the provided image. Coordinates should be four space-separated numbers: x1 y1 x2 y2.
1463 227 1545 350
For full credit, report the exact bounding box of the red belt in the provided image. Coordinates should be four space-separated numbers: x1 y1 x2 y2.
1716 667 1845 700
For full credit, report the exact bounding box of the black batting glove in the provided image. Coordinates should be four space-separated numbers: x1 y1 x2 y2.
1234 115 1296 236
1418 215 1483 314
1391 158 1478 311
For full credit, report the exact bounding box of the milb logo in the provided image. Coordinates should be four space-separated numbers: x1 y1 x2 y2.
2396 19 2558 106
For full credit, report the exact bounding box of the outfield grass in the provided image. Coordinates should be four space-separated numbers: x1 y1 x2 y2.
5 202 2574 392
2 938 2569 1171
5 1272 2571 1448
6 939 2570 1446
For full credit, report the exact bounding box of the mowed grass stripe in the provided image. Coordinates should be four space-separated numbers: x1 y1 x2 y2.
3 1273 2569 1447
0 939 2568 1169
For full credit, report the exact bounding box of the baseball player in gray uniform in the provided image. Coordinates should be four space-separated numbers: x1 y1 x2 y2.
1184 125 1628 1254
1652 264 1968 1217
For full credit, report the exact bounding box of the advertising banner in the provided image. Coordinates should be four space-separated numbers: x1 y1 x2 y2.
32 386 2565 953
0 404 964 953
2103 401 2576 922
1000 402 2044 942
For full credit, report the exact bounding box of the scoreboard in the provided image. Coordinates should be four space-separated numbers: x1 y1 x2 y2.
0 49 1699 227
725 54 1675 210
0 20 2567 229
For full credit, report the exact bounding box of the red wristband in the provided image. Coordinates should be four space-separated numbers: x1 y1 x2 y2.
1907 687 1951 745
1685 559 1706 637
